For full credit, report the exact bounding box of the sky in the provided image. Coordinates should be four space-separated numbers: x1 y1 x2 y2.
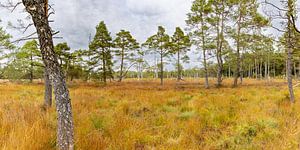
0 0 299 69
0 0 193 50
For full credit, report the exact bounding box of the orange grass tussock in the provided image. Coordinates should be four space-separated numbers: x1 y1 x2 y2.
0 78 300 149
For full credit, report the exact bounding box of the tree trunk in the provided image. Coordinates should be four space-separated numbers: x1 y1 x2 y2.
298 59 300 79
102 49 107 83
65 59 70 81
200 10 209 89
177 51 181 81
30 53 33 83
248 64 250 78
255 59 257 79
265 62 267 79
239 53 243 84
267 55 270 80
293 62 297 78
273 63 276 78
155 56 158 79
160 50 163 86
260 60 263 79
22 0 74 149
119 47 124 82
216 5 225 87
233 6 242 87
228 65 231 78
287 20 295 103
44 68 52 107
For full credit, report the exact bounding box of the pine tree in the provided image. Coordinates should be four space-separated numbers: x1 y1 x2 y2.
171 27 191 81
186 0 213 88
0 25 14 52
17 40 42 82
89 21 114 83
230 0 268 87
143 26 170 85
114 30 139 81
210 0 233 87
22 0 74 149
55 43 71 66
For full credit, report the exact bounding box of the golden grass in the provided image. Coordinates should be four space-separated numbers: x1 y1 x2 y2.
1 78 300 149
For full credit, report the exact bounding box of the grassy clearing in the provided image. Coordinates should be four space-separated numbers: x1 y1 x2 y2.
0 79 300 149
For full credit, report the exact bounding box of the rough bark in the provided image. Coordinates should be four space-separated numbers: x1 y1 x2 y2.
287 20 295 103
22 0 74 149
44 68 52 107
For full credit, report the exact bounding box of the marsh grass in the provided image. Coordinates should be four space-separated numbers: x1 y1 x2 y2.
0 78 300 149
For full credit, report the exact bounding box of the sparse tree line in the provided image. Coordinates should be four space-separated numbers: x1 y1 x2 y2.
1 0 300 149
0 0 297 88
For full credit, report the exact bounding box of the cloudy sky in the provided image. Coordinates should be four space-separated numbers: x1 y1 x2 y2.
0 0 298 69
0 0 193 50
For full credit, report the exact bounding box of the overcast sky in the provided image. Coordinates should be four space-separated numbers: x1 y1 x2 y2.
0 0 193 51
0 0 298 69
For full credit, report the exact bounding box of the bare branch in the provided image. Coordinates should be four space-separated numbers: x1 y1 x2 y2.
271 25 286 32
0 1 22 12
23 23 34 33
263 0 288 12
290 14 300 34
12 36 63 43
12 37 39 43
52 31 60 35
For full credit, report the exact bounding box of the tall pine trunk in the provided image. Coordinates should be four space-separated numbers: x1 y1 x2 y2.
44 68 52 107
160 49 164 85
102 49 107 83
216 11 224 87
30 53 33 83
200 10 209 89
22 0 74 149
287 18 295 103
233 8 242 87
119 47 124 82
177 51 181 81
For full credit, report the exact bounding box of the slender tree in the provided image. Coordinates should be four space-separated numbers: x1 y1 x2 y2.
264 0 297 102
210 0 232 87
231 0 268 87
54 43 71 66
171 27 191 81
186 0 213 88
143 26 170 85
114 30 139 81
17 40 41 82
89 21 113 83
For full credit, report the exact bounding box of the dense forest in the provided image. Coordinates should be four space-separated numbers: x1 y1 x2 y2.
1 0 300 149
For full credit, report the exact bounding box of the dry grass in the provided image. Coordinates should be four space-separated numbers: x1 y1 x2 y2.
1 78 300 149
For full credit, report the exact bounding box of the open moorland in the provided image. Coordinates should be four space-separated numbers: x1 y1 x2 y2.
1 79 300 149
